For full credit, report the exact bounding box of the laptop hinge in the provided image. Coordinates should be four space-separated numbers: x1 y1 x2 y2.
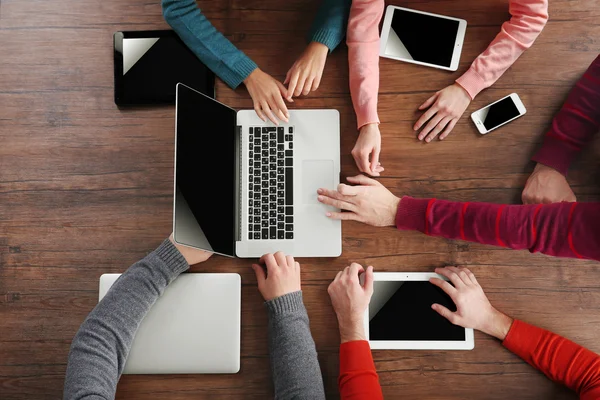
234 125 242 242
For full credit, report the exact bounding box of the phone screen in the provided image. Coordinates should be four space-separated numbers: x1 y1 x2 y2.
480 96 521 131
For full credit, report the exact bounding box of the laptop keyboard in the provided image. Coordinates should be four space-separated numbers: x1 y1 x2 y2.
248 126 294 240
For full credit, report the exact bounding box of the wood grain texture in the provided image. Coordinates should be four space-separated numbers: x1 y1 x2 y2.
1 0 599 398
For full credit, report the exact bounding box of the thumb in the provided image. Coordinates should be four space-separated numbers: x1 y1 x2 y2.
431 303 457 324
276 81 292 103
419 93 438 110
347 174 379 186
363 265 374 294
370 146 380 174
252 264 266 286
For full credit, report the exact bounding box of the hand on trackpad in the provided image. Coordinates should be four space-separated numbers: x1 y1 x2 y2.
302 160 334 205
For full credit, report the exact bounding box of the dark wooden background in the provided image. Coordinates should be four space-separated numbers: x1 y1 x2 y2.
1 0 600 398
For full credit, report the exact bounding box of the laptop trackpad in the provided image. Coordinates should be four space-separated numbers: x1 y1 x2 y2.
302 160 334 205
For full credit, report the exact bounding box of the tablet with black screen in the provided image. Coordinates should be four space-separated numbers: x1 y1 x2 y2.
365 273 474 350
114 30 215 105
379 6 467 71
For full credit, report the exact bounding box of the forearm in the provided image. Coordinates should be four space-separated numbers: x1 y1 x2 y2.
63 240 189 400
266 291 325 400
347 0 384 129
339 341 383 400
456 0 548 99
396 197 600 261
532 54 600 176
309 0 351 51
161 0 257 89
503 319 600 398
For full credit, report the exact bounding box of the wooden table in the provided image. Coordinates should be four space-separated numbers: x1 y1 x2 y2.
1 0 599 398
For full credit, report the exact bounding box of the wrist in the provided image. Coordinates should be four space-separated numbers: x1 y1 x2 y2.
534 162 559 174
480 308 514 341
337 317 366 343
388 196 401 227
243 68 261 85
359 123 379 136
453 83 471 101
308 41 328 55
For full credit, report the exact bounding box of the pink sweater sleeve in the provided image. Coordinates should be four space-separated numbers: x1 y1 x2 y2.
347 0 384 129
455 0 548 99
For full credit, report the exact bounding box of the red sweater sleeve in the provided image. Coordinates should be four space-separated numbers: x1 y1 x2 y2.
532 54 600 176
396 197 600 262
339 341 383 400
503 320 600 399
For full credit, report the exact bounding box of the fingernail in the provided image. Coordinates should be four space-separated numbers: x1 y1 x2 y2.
317 188 323 194
326 212 331 217
318 195 323 201
426 138 431 143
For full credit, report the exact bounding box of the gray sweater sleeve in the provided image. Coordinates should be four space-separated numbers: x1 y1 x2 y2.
265 291 326 400
63 239 189 400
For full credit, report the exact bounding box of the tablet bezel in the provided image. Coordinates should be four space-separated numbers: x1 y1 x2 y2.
113 30 216 106
364 272 475 350
379 6 467 72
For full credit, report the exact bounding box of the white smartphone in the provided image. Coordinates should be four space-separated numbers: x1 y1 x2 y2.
470 93 526 134
379 6 467 72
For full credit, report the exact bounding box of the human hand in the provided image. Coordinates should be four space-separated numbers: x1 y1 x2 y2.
169 234 213 265
522 163 576 204
430 266 513 340
414 83 471 142
244 68 290 125
317 175 400 227
252 252 301 301
284 41 328 100
351 123 385 177
328 263 374 343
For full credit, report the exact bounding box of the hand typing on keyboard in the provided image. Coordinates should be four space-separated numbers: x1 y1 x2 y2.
244 68 291 125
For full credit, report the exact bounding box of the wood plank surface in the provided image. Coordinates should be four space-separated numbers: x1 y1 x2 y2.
1 0 599 398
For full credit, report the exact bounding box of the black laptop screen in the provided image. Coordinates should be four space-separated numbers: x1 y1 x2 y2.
175 84 237 256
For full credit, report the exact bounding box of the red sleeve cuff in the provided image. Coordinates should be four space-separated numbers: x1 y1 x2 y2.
340 340 376 374
502 319 538 359
396 196 431 232
532 134 579 177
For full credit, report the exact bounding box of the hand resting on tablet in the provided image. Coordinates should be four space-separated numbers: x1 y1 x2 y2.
430 266 513 340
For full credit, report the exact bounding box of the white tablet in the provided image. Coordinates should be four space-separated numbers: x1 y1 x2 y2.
379 6 467 71
364 272 474 350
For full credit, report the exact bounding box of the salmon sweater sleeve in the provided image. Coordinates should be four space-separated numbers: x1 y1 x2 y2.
347 0 384 129
396 197 600 262
455 0 548 99
532 54 600 176
339 341 383 400
503 320 600 399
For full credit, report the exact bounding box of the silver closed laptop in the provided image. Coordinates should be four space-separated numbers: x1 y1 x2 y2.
173 83 342 258
99 273 241 374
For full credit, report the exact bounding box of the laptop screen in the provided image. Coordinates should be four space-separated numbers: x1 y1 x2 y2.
174 84 237 256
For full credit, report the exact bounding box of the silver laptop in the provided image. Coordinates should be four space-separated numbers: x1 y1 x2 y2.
99 273 241 374
173 83 341 258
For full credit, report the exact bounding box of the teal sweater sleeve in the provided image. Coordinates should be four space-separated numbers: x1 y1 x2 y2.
162 0 257 89
308 0 352 52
